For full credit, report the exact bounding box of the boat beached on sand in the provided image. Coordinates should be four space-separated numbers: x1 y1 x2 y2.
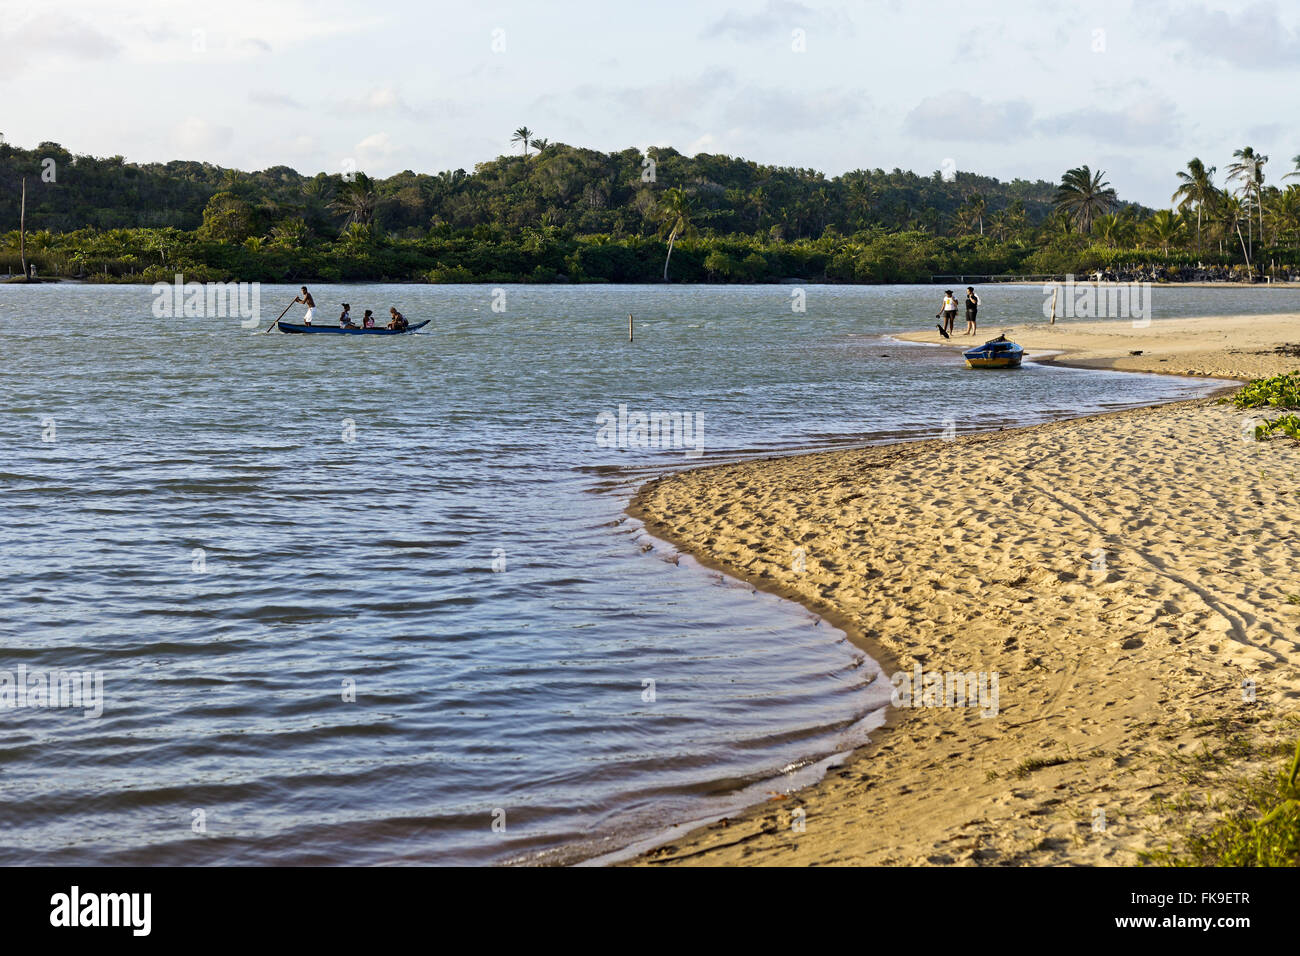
964 334 1024 369
277 320 429 335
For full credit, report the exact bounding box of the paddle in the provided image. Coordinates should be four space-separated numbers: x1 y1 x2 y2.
262 298 298 334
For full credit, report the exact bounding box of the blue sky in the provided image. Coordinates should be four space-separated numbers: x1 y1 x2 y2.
2 0 1298 207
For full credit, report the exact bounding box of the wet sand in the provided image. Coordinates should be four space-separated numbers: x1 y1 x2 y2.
624 315 1300 866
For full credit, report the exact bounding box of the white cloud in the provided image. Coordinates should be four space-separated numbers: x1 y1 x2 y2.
903 92 1034 141
354 132 399 167
0 16 121 72
249 91 305 110
1162 1 1300 69
702 0 854 40
332 87 422 117
1037 100 1182 148
173 117 234 155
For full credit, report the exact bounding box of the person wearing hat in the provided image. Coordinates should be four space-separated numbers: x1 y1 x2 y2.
936 290 958 338
339 303 358 328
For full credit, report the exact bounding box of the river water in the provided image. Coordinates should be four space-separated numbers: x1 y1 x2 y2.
0 282 1265 864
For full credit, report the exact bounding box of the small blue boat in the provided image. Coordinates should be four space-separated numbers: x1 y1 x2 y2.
964 335 1024 369
277 320 429 335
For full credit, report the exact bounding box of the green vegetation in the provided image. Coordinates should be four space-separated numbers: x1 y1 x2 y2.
1232 371 1300 410
1228 372 1300 441
3 134 1300 283
1148 736 1300 867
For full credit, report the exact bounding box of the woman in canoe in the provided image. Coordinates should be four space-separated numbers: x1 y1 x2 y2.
339 303 358 329
387 307 408 331
362 309 376 329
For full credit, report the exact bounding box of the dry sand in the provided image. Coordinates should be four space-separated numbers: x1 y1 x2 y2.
901 312 1300 381
625 315 1300 866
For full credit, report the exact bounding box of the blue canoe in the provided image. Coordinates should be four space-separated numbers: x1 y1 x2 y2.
277 319 429 335
964 335 1024 369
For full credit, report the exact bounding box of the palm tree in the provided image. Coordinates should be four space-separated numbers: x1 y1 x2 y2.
1143 210 1185 256
1054 166 1117 234
1283 154 1300 182
655 187 695 281
1218 193 1252 267
1227 146 1267 253
531 138 550 154
965 192 986 235
339 222 372 249
1093 213 1129 249
1265 185 1300 251
330 172 378 227
510 127 533 158
1172 158 1218 254
987 211 1009 242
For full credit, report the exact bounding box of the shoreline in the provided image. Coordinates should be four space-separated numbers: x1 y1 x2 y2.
620 314 1300 866
10 277 1300 288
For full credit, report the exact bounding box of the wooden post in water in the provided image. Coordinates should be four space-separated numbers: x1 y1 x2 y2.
19 176 27 280
1049 286 1058 325
628 313 633 342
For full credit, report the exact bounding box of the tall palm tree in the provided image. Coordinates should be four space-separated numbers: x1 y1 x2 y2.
330 172 378 228
966 192 986 235
656 187 695 281
1171 158 1218 254
1218 193 1252 267
1054 166 1117 234
1227 146 1267 253
531 137 550 154
510 127 533 157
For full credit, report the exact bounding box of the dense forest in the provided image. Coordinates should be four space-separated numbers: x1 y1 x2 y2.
2 134 1297 284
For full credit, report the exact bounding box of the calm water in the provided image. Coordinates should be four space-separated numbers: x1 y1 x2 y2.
0 282 1264 865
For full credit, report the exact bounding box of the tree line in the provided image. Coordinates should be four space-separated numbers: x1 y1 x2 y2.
3 133 1299 283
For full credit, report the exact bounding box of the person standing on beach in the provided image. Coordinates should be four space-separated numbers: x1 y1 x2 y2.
936 290 958 337
965 286 980 335
293 286 316 326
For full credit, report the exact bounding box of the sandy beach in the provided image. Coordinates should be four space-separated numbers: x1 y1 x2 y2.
626 314 1300 866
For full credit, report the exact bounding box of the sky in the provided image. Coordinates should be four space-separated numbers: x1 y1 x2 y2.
1 0 1298 207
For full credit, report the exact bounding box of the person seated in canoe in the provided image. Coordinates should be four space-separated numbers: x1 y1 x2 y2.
387 307 408 331
293 286 316 325
362 309 376 329
339 303 358 328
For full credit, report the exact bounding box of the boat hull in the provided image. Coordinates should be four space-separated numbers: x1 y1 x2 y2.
965 354 1023 369
277 320 429 335
963 339 1024 369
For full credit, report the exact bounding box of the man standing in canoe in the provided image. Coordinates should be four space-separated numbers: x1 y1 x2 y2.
293 286 316 326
